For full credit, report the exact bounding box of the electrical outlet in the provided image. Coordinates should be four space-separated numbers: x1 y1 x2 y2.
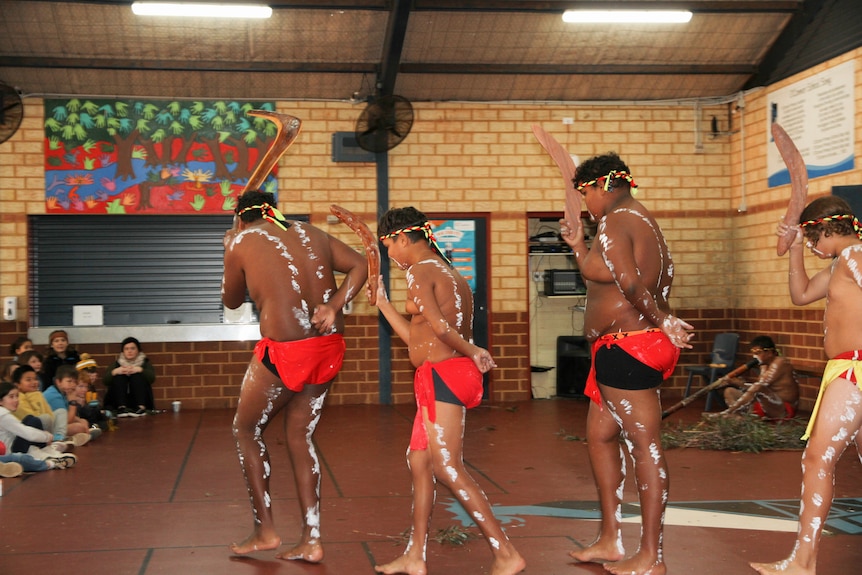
532 271 544 282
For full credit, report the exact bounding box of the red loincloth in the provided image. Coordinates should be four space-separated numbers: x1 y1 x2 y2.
253 334 345 392
585 328 680 406
410 357 484 450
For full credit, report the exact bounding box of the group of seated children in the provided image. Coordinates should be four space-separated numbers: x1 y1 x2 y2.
0 360 100 477
0 331 156 479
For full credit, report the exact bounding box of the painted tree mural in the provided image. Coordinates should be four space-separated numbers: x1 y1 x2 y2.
44 99 279 214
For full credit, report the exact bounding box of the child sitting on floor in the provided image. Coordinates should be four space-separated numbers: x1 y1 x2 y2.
11 365 56 433
68 369 104 439
18 350 49 391
0 382 77 468
0 440 75 474
42 365 91 447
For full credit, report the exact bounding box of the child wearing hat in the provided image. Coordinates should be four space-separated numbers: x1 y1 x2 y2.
42 330 81 390
72 354 109 433
76 353 101 402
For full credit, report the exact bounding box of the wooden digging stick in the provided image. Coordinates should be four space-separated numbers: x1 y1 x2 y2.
661 358 759 419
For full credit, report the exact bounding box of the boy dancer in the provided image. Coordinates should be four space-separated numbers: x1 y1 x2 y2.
223 190 367 561
750 196 862 574
559 152 692 575
372 207 525 575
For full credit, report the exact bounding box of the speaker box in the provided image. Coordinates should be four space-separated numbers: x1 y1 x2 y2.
556 336 590 397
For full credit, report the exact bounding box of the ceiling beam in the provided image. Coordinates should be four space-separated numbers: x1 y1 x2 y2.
0 57 376 74
400 63 758 75
376 0 412 97
0 58 755 77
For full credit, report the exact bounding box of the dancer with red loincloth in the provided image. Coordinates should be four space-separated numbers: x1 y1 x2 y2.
559 152 693 575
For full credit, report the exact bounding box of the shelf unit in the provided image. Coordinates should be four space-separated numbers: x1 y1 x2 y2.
527 214 597 398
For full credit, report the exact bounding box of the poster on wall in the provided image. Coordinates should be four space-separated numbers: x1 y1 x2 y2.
43 99 279 213
431 219 477 292
767 60 855 187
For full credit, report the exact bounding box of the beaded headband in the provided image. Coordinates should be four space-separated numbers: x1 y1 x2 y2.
800 213 862 239
379 221 453 266
576 170 638 193
236 203 289 231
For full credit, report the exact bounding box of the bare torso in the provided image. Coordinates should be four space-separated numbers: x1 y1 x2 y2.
579 202 673 341
757 356 799 404
223 221 345 342
823 245 862 358
404 258 475 368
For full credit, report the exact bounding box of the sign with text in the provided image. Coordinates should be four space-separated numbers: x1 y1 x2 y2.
767 60 855 187
431 219 477 292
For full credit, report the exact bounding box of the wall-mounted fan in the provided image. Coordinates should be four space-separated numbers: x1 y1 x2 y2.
0 83 24 145
354 95 413 153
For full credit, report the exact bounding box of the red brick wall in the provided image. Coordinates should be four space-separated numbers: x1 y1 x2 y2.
1 311 533 408
669 307 826 409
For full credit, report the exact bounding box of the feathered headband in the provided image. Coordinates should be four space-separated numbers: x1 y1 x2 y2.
236 203 289 231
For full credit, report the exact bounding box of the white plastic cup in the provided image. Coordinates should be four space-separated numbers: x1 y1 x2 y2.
172 400 181 413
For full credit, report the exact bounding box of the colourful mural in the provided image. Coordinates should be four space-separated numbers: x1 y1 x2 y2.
43 99 278 214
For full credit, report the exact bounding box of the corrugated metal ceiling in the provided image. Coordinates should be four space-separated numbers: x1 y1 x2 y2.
0 0 859 103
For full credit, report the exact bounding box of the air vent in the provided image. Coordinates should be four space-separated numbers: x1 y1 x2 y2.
331 131 376 163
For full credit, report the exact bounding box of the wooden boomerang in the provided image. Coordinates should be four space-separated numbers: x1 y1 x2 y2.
241 111 302 196
531 124 581 225
772 122 809 256
329 205 381 305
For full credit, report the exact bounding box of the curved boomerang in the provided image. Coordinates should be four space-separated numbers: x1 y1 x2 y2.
772 122 809 256
329 205 380 305
531 124 581 225
241 110 302 195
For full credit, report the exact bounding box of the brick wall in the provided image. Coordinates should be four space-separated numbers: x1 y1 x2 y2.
2 48 861 408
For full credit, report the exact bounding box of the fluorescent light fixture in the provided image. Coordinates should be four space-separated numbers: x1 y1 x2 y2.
131 2 272 19
562 10 692 24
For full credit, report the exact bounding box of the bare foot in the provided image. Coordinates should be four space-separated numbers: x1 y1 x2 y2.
229 532 281 555
276 540 324 563
374 553 427 575
569 537 625 564
491 551 527 575
750 560 813 575
604 553 666 575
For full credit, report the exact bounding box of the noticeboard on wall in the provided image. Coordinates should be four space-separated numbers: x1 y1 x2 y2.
430 219 477 292
767 60 855 187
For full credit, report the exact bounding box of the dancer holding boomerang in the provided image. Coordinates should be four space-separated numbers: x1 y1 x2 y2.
750 125 862 574
224 112 368 561
554 148 693 575
371 206 525 575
